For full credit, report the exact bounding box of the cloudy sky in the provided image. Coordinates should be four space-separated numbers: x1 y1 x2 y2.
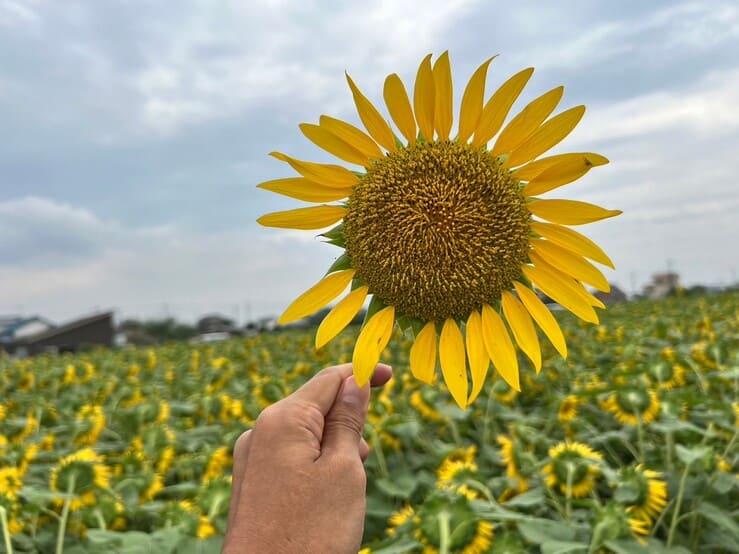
1 0 737 324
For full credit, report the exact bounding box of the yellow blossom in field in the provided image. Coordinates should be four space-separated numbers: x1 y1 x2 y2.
543 441 602 498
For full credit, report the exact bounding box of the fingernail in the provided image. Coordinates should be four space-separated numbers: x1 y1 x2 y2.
340 376 364 406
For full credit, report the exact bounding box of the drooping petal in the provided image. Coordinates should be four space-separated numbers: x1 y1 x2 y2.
257 205 346 230
345 73 397 152
529 199 622 225
410 321 437 385
440 318 468 409
505 105 586 168
472 67 534 148
278 269 355 324
299 123 371 167
458 57 495 144
414 54 435 141
383 73 417 143
514 152 608 182
257 178 353 203
352 305 395 386
522 261 599 324
319 115 384 159
531 221 614 268
492 86 564 156
270 152 359 188
529 252 606 311
432 51 453 140
465 310 490 404
513 282 568 358
501 291 542 372
315 286 368 349
480 304 520 391
524 154 608 196
531 238 610 292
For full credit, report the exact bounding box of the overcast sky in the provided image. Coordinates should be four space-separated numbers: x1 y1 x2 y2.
1 0 738 324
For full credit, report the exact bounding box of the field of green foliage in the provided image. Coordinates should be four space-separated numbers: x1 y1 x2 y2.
1 292 737 553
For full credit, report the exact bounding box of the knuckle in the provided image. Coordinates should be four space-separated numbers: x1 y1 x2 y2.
325 409 364 437
233 430 252 455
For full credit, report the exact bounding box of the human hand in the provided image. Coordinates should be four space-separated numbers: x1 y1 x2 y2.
222 362 393 554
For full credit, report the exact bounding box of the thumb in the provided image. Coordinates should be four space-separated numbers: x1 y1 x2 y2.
320 376 370 459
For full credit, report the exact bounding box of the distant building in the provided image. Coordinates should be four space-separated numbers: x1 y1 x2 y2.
1 312 114 357
0 315 55 348
643 272 681 300
594 284 628 305
197 314 237 335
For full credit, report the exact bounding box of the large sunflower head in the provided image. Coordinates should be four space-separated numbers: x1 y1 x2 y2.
258 52 620 408
543 441 603 498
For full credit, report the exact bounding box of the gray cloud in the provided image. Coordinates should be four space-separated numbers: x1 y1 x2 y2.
1 0 738 321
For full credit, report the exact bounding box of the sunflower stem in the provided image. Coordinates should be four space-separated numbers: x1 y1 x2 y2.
55 473 76 554
667 459 691 547
665 429 674 473
636 414 646 463
438 510 451 554
368 426 389 478
0 505 14 554
565 462 574 521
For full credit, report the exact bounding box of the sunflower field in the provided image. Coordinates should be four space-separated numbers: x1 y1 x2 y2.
1 291 737 553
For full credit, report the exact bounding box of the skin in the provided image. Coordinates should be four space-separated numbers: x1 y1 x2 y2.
223 363 393 554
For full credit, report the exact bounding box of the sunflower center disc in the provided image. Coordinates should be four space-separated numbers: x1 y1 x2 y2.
344 140 530 321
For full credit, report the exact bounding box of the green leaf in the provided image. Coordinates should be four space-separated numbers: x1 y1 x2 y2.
501 488 546 508
375 473 418 499
710 471 738 494
321 222 345 247
540 541 588 554
675 444 711 466
699 501 739 539
517 520 577 544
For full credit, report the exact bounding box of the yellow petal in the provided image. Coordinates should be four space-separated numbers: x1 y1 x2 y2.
465 310 490 404
279 269 355 325
300 123 371 167
522 261 599 324
531 239 610 292
257 205 346 230
531 221 614 268
319 115 384 160
513 282 568 358
480 304 520 391
458 57 495 144
383 73 417 143
345 73 397 152
270 152 359 188
505 105 586 168
514 152 609 182
414 54 435 141
501 291 542 372
352 305 395 386
440 318 468 409
492 86 563 156
432 51 453 140
529 252 606 311
524 152 608 196
257 178 353 203
315 286 368 349
410 321 437 385
529 199 622 225
472 68 534 148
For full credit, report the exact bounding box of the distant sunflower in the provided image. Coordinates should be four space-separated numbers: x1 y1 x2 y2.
602 387 660 426
50 448 111 511
258 52 620 407
621 465 668 523
543 441 602 498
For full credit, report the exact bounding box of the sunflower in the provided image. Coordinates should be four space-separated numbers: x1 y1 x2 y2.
619 465 668 523
0 467 22 500
602 387 660 426
558 394 581 423
543 441 602 498
496 434 530 499
258 52 619 408
50 448 111 511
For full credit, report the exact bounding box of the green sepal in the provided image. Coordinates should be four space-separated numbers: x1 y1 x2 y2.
363 295 387 326
397 314 426 337
325 253 353 275
320 223 345 248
